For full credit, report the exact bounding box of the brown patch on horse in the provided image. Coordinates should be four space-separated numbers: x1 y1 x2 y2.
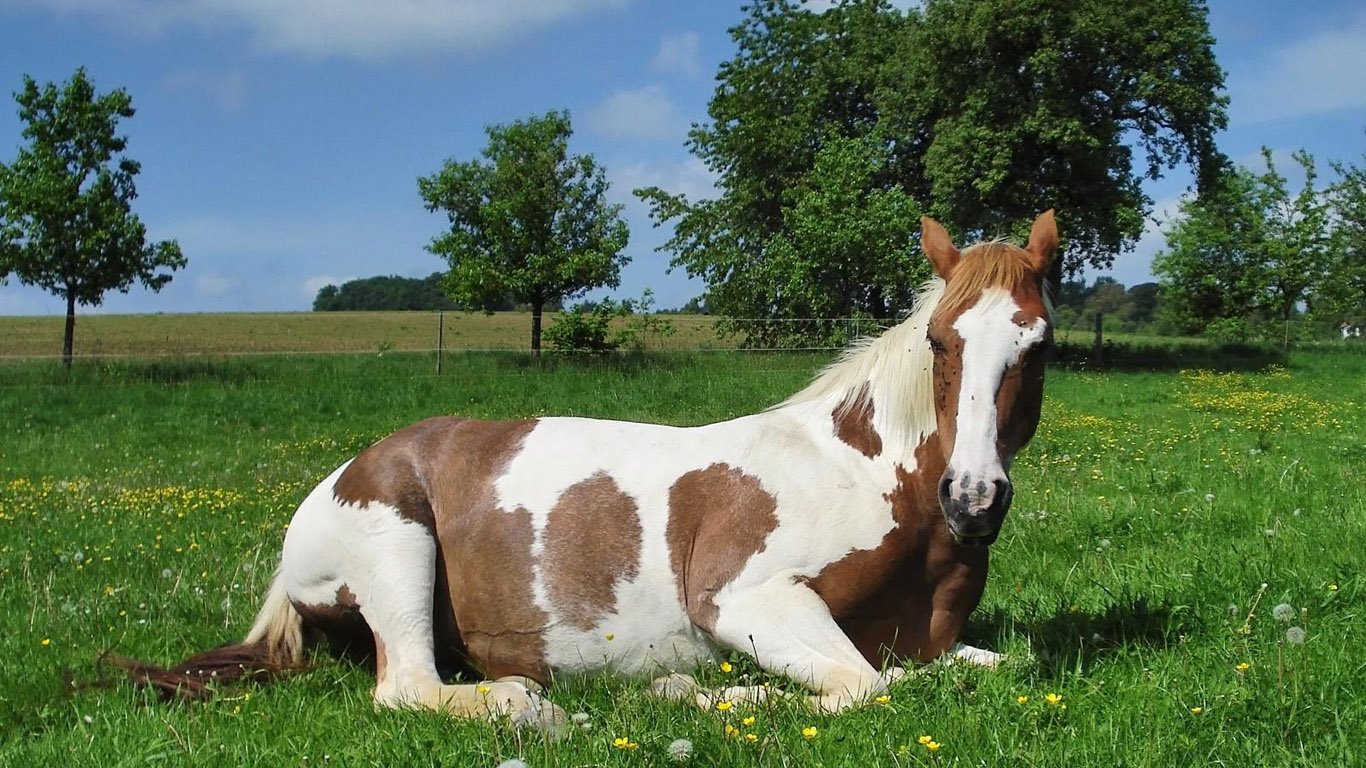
330 417 546 681
833 384 883 458
333 418 466 534
804 435 988 665
542 472 642 631
292 587 372 663
417 419 552 684
667 463 780 633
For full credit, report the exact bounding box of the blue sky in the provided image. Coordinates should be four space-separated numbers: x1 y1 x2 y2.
0 0 1363 316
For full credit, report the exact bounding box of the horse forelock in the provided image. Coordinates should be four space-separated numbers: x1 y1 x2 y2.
935 241 1043 320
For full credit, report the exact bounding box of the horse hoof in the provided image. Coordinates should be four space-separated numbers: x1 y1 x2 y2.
649 673 701 701
510 696 569 740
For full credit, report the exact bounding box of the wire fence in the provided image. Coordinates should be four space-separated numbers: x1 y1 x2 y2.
0 310 1361 364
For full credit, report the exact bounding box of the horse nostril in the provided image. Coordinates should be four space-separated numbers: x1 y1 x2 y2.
938 475 953 501
995 478 1013 509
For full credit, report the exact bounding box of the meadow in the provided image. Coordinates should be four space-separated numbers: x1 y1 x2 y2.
0 344 1362 766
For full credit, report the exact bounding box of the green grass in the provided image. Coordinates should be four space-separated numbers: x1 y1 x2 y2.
1 349 1362 766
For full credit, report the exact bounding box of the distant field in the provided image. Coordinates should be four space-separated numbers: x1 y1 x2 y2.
0 311 733 358
0 310 1224 359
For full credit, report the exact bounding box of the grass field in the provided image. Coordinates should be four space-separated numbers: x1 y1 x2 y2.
1 347 1362 766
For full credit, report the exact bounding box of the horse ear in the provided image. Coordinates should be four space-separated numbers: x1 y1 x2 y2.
1025 210 1058 273
921 217 959 280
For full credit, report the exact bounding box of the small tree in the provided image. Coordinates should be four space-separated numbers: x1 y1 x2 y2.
0 68 185 366
1154 149 1330 338
419 110 629 355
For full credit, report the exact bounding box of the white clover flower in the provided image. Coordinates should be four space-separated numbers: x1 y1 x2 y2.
668 738 695 762
1285 626 1307 644
1272 603 1296 622
1204 493 1215 502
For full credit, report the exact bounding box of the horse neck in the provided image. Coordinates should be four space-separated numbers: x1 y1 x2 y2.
774 285 942 463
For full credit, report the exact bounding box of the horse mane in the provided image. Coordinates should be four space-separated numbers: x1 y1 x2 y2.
776 279 943 452
776 239 1043 453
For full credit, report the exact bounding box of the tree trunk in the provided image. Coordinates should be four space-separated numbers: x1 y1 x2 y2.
62 290 77 370
530 299 544 358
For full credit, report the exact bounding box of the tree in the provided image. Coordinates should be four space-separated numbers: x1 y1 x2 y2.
1153 149 1330 337
418 110 629 355
1323 155 1366 323
312 273 458 311
0 68 185 366
638 0 1227 337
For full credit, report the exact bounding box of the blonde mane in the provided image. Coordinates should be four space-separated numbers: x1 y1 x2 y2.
776 279 943 453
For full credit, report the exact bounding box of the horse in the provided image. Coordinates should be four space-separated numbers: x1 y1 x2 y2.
127 211 1058 731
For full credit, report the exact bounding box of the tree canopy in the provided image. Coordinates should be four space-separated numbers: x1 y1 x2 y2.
638 0 1227 343
0 68 184 365
1154 149 1336 337
418 110 629 354
313 273 458 312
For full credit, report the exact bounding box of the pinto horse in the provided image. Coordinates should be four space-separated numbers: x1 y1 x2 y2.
132 211 1058 729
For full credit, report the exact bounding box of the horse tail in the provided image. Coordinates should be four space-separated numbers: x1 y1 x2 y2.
112 570 304 701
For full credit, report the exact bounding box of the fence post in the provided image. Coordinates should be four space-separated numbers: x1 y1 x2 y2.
1092 312 1104 368
436 311 444 375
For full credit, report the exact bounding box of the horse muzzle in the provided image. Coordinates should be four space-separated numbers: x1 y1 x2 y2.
938 471 1013 547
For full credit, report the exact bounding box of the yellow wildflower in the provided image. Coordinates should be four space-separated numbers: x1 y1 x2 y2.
724 724 740 738
1190 706 1203 715
745 733 758 743
926 741 942 752
719 661 733 673
612 737 638 750
918 736 933 745
715 700 733 712
605 632 615 641
41 638 50 647
1045 693 1063 706
476 685 491 695
1235 662 1251 672
802 726 818 740
1329 584 1339 592
1016 695 1029 704
874 694 891 704
741 716 756 726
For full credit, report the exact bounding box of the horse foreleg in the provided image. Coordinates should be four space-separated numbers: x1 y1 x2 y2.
706 577 898 713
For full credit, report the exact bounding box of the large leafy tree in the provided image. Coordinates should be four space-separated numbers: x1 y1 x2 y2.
0 68 185 366
418 110 629 355
639 0 1227 340
1153 149 1331 335
1323 155 1366 323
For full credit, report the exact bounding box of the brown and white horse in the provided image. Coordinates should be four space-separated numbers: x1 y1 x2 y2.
133 212 1058 730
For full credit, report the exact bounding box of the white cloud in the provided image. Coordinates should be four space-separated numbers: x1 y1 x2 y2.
612 157 717 205
162 69 249 113
300 274 358 301
194 273 240 297
1232 12 1366 124
651 31 700 77
586 85 683 142
11 0 635 58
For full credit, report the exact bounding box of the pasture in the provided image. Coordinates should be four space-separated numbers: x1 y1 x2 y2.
0 346 1362 766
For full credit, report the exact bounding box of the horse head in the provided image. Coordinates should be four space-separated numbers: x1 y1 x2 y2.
920 211 1057 547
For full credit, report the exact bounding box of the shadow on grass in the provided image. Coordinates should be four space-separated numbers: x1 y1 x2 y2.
967 596 1197 676
1052 340 1284 373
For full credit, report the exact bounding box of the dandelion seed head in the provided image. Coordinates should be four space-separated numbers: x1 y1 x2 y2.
667 738 694 761
1272 603 1296 622
161 568 173 579
495 761 529 768
1285 626 1307 644
571 712 590 724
